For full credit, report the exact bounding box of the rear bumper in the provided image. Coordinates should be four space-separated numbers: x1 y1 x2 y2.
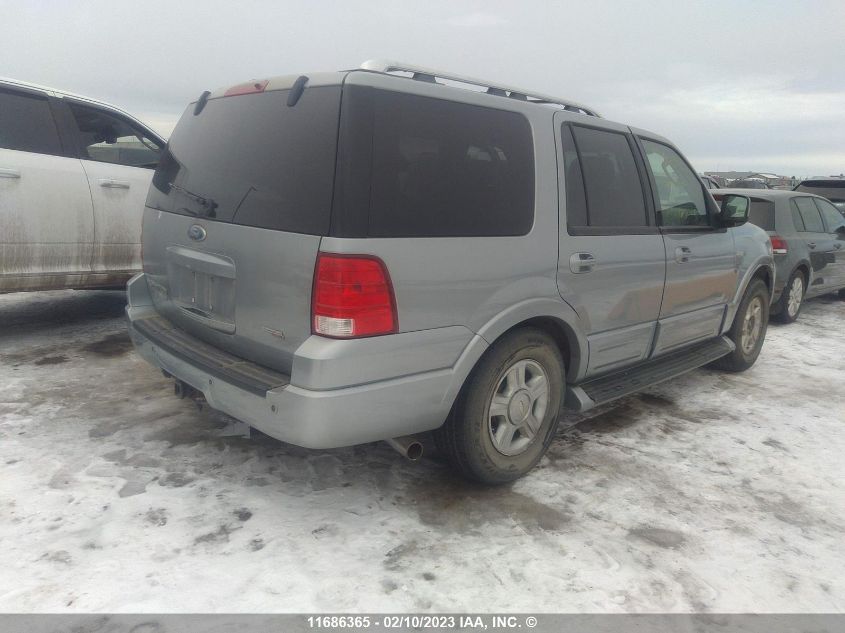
126 274 471 448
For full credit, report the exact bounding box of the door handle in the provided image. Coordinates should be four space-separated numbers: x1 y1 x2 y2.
0 168 21 179
807 242 816 249
675 246 692 263
98 179 130 189
569 252 596 274
835 243 842 250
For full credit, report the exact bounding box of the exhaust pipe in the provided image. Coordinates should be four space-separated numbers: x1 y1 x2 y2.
386 436 424 461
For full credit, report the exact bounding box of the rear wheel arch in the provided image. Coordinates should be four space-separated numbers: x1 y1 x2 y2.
440 310 585 428
504 316 576 380
793 263 810 287
480 315 582 383
473 299 587 381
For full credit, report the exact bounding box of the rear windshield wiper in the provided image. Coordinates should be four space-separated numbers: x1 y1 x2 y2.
168 183 218 217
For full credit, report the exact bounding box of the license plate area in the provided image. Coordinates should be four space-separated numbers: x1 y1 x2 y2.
166 246 236 333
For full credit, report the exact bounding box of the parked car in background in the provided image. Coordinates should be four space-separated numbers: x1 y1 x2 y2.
730 178 770 189
793 179 845 216
716 188 845 323
0 77 164 293
701 175 721 190
127 60 774 484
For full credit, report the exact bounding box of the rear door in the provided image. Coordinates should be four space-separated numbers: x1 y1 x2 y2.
554 115 665 377
62 100 162 277
0 86 94 291
141 82 342 374
790 196 838 294
637 138 737 355
814 197 845 289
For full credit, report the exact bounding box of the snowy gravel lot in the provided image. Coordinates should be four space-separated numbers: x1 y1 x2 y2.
0 290 843 613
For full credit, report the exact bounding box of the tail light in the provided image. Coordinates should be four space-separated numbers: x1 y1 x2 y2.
770 235 788 255
311 253 398 338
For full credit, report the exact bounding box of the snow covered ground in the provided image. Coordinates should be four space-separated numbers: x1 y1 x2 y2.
0 290 843 613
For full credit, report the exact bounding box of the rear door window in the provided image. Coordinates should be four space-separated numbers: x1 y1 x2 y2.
341 87 534 237
0 89 62 156
565 125 648 230
147 86 341 235
792 197 824 232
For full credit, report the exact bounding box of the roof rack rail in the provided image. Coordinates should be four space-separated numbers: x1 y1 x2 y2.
359 59 600 117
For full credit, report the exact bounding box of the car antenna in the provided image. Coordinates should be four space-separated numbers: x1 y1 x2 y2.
193 90 211 115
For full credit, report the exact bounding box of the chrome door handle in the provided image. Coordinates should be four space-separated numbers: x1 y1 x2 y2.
675 246 692 263
0 168 21 179
98 179 130 189
569 252 596 274
807 242 816 249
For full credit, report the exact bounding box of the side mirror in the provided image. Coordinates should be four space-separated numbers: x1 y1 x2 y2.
719 194 750 227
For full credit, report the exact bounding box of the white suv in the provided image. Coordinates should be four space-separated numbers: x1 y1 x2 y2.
0 78 165 293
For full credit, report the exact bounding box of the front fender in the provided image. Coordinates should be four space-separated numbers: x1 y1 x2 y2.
724 257 775 331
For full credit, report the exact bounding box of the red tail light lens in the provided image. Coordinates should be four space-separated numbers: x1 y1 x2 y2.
312 253 398 338
770 235 788 255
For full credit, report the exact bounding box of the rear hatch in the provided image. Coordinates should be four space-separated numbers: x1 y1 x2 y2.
142 76 343 374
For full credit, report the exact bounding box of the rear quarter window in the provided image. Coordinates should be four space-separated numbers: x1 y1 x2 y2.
337 87 535 238
747 198 775 231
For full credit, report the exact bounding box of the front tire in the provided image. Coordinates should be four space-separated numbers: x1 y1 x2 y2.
773 269 805 324
434 328 564 484
712 278 769 372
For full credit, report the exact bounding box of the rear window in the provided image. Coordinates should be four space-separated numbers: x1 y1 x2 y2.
336 86 535 238
147 86 341 235
747 198 775 230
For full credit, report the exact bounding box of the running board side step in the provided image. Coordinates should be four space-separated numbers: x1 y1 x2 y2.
565 336 734 411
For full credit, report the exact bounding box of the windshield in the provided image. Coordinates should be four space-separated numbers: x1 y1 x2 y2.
146 86 341 235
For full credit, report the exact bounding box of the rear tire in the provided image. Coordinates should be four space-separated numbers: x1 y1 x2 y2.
433 328 564 484
712 278 769 372
773 269 805 324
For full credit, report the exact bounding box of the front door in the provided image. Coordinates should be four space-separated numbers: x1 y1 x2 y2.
554 114 665 378
637 138 737 355
63 100 161 277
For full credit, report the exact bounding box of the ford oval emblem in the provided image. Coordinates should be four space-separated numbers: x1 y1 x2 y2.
188 224 207 241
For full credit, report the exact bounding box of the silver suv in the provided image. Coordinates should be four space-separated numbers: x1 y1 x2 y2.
127 61 774 483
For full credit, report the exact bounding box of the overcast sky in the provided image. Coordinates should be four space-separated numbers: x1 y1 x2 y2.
3 0 843 176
